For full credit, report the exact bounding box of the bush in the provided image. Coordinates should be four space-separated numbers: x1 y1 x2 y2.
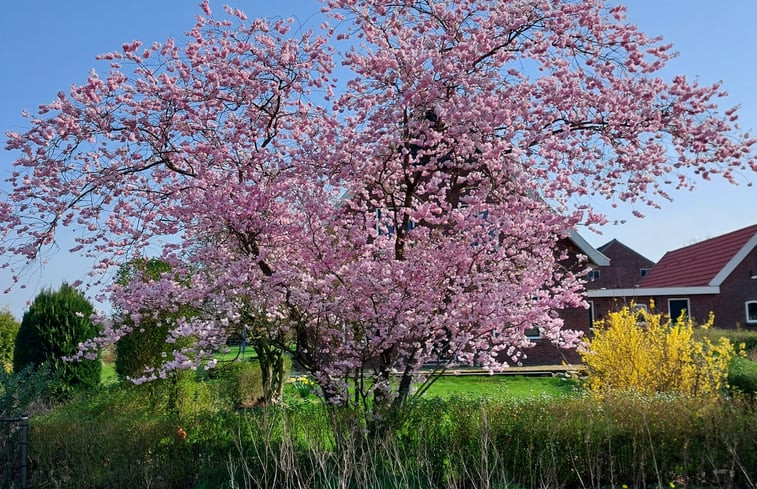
729 356 757 397
206 360 266 409
13 284 101 392
581 304 734 397
113 258 190 381
0 364 63 416
0 308 19 373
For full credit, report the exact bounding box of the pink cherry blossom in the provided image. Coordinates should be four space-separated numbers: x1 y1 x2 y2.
1 0 755 409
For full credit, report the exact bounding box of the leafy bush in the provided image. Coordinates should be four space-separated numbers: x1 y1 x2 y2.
13 284 101 392
0 308 19 373
113 258 190 381
0 364 63 417
729 356 757 398
206 360 266 409
581 304 734 397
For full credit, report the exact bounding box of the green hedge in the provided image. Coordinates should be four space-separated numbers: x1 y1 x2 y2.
729 357 757 397
25 391 756 489
697 327 757 354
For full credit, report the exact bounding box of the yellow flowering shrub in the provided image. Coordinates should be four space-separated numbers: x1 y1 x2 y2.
581 304 734 397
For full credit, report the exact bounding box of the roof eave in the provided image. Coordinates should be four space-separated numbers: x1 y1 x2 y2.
568 229 610 267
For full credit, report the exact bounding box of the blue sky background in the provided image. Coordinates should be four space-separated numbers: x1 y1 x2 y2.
1 1 755 319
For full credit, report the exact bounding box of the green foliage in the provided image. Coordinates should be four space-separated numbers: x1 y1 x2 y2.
205 358 289 409
25 390 757 489
0 363 64 416
114 258 181 381
728 356 757 398
12 283 101 392
0 308 19 373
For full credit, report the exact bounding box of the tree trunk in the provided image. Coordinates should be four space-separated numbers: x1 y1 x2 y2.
253 340 285 405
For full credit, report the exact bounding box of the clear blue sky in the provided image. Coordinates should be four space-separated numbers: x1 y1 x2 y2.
1 1 756 319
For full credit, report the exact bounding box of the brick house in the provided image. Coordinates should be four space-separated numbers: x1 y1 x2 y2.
585 239 656 290
587 223 757 329
517 229 610 366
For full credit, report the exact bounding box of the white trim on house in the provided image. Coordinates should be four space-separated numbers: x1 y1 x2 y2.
709 232 757 286
586 286 719 298
568 228 610 267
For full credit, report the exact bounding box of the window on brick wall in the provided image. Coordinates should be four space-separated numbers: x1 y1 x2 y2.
668 298 690 321
746 301 757 324
524 326 541 339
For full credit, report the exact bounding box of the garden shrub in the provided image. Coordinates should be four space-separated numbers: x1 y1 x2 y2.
12 283 101 392
0 308 19 373
0 364 63 416
207 359 266 409
728 356 757 397
113 258 193 381
581 303 734 397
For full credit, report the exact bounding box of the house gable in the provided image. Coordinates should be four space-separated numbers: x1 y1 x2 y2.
710 231 757 286
586 239 655 290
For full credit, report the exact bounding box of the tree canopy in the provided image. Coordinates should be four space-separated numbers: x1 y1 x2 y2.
2 0 754 408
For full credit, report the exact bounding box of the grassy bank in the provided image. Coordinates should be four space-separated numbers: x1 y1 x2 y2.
26 388 756 489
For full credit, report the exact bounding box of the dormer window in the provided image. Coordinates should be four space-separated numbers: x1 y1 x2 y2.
587 269 600 281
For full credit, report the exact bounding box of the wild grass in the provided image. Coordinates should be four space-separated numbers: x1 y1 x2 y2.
26 388 756 489
12 350 757 489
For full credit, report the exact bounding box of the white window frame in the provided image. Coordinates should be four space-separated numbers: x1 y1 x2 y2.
632 303 648 325
746 301 757 325
668 298 691 321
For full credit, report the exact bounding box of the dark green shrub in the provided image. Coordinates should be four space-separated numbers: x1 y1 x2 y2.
12 284 101 392
113 258 183 381
729 356 757 397
0 363 63 416
0 308 19 373
207 360 265 409
115 321 175 380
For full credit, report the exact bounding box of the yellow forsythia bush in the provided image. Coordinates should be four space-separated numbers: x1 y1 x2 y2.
581 303 734 397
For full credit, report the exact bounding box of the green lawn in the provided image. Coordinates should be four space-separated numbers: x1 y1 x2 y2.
424 374 580 399
102 346 581 400
100 361 118 384
215 345 257 362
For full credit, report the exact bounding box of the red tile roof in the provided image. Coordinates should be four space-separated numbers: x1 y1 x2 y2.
639 224 757 288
